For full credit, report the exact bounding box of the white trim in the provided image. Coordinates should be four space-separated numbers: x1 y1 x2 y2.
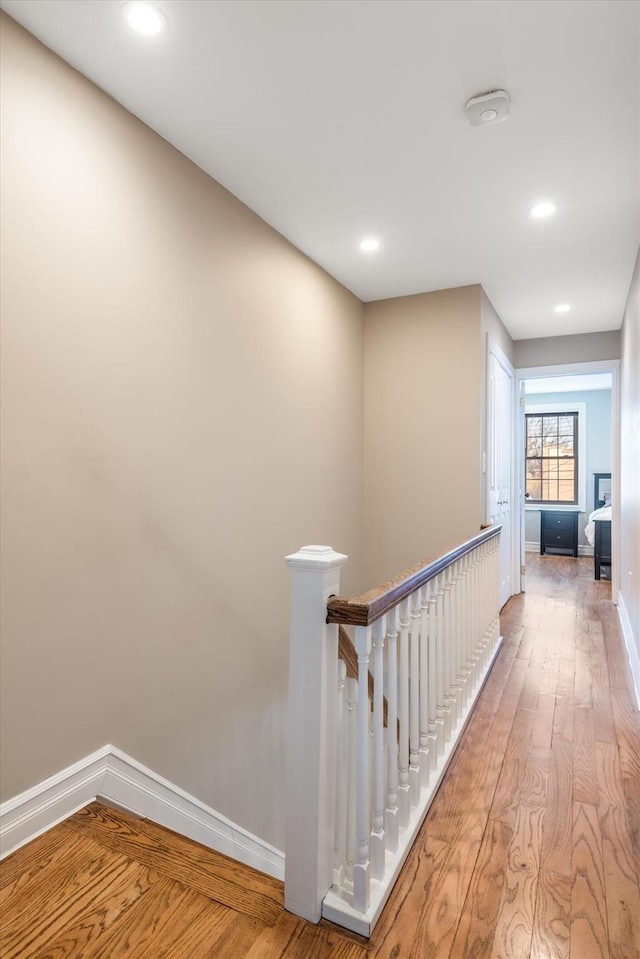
0 745 285 879
524 541 593 557
525 504 581 510
618 593 640 710
486 335 518 603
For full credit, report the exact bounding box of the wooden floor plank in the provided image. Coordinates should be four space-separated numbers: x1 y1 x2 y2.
243 912 310 959
28 863 158 959
77 875 186 959
571 802 609 959
403 834 483 959
366 832 449 955
490 803 544 959
0 822 72 892
448 817 513 958
574 706 599 805
129 891 250 959
489 706 537 827
595 742 640 952
65 802 283 925
0 828 108 913
531 869 571 959
0 830 128 931
592 687 617 744
1 852 149 959
540 739 573 878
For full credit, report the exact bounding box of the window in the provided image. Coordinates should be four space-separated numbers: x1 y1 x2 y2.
525 411 578 504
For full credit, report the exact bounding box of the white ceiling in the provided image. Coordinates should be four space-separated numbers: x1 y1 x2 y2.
2 0 639 340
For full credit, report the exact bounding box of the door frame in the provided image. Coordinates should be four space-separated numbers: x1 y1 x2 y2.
486 336 517 605
515 359 620 603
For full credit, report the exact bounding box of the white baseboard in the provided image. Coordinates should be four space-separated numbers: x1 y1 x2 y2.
618 592 640 710
525 541 593 557
0 746 110 859
0 745 285 880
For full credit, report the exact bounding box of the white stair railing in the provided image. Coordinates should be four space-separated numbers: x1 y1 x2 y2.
285 526 502 937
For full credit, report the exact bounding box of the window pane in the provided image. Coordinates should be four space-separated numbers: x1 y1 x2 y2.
527 437 541 456
558 480 575 500
527 479 542 500
527 416 542 436
558 435 574 455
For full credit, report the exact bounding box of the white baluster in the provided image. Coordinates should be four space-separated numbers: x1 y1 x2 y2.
333 659 347 890
492 535 501 648
435 573 446 755
469 549 481 690
398 598 411 826
418 584 430 785
481 542 490 666
448 558 463 729
353 624 372 913
482 540 496 673
371 616 386 880
427 580 439 767
385 608 399 852
478 547 486 681
409 592 421 807
345 676 358 886
458 553 472 710
441 567 453 743
478 543 488 671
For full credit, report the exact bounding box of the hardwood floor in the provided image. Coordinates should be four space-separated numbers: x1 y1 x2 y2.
2 554 639 958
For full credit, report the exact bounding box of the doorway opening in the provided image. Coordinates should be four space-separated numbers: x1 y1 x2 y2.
515 360 619 603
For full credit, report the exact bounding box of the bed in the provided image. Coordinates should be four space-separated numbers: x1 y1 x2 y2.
585 472 612 580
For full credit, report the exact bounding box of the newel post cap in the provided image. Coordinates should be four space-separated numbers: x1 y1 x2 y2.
285 544 348 572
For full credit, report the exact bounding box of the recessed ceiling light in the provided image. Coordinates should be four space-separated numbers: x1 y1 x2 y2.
554 303 571 313
123 1 167 36
359 238 380 252
529 201 558 219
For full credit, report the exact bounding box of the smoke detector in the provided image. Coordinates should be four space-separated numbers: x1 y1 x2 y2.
466 90 510 127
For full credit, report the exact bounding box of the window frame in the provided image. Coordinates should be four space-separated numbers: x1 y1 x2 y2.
524 402 587 513
525 410 578 505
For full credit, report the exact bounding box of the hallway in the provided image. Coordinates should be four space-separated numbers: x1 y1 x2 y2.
1 555 639 958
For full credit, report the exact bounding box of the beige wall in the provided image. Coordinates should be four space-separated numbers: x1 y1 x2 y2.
514 330 621 369
620 248 640 682
362 285 484 586
0 15 364 848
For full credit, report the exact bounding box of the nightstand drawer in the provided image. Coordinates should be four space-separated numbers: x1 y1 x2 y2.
540 510 579 557
542 513 576 532
545 529 576 549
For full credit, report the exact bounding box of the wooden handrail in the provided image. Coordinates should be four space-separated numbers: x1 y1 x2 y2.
327 524 501 627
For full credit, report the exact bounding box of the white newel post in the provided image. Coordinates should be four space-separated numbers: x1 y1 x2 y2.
285 545 348 923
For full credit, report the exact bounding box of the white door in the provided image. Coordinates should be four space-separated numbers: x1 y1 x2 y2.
487 346 514 609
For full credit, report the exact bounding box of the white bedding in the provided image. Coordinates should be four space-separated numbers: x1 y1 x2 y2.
585 505 612 546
